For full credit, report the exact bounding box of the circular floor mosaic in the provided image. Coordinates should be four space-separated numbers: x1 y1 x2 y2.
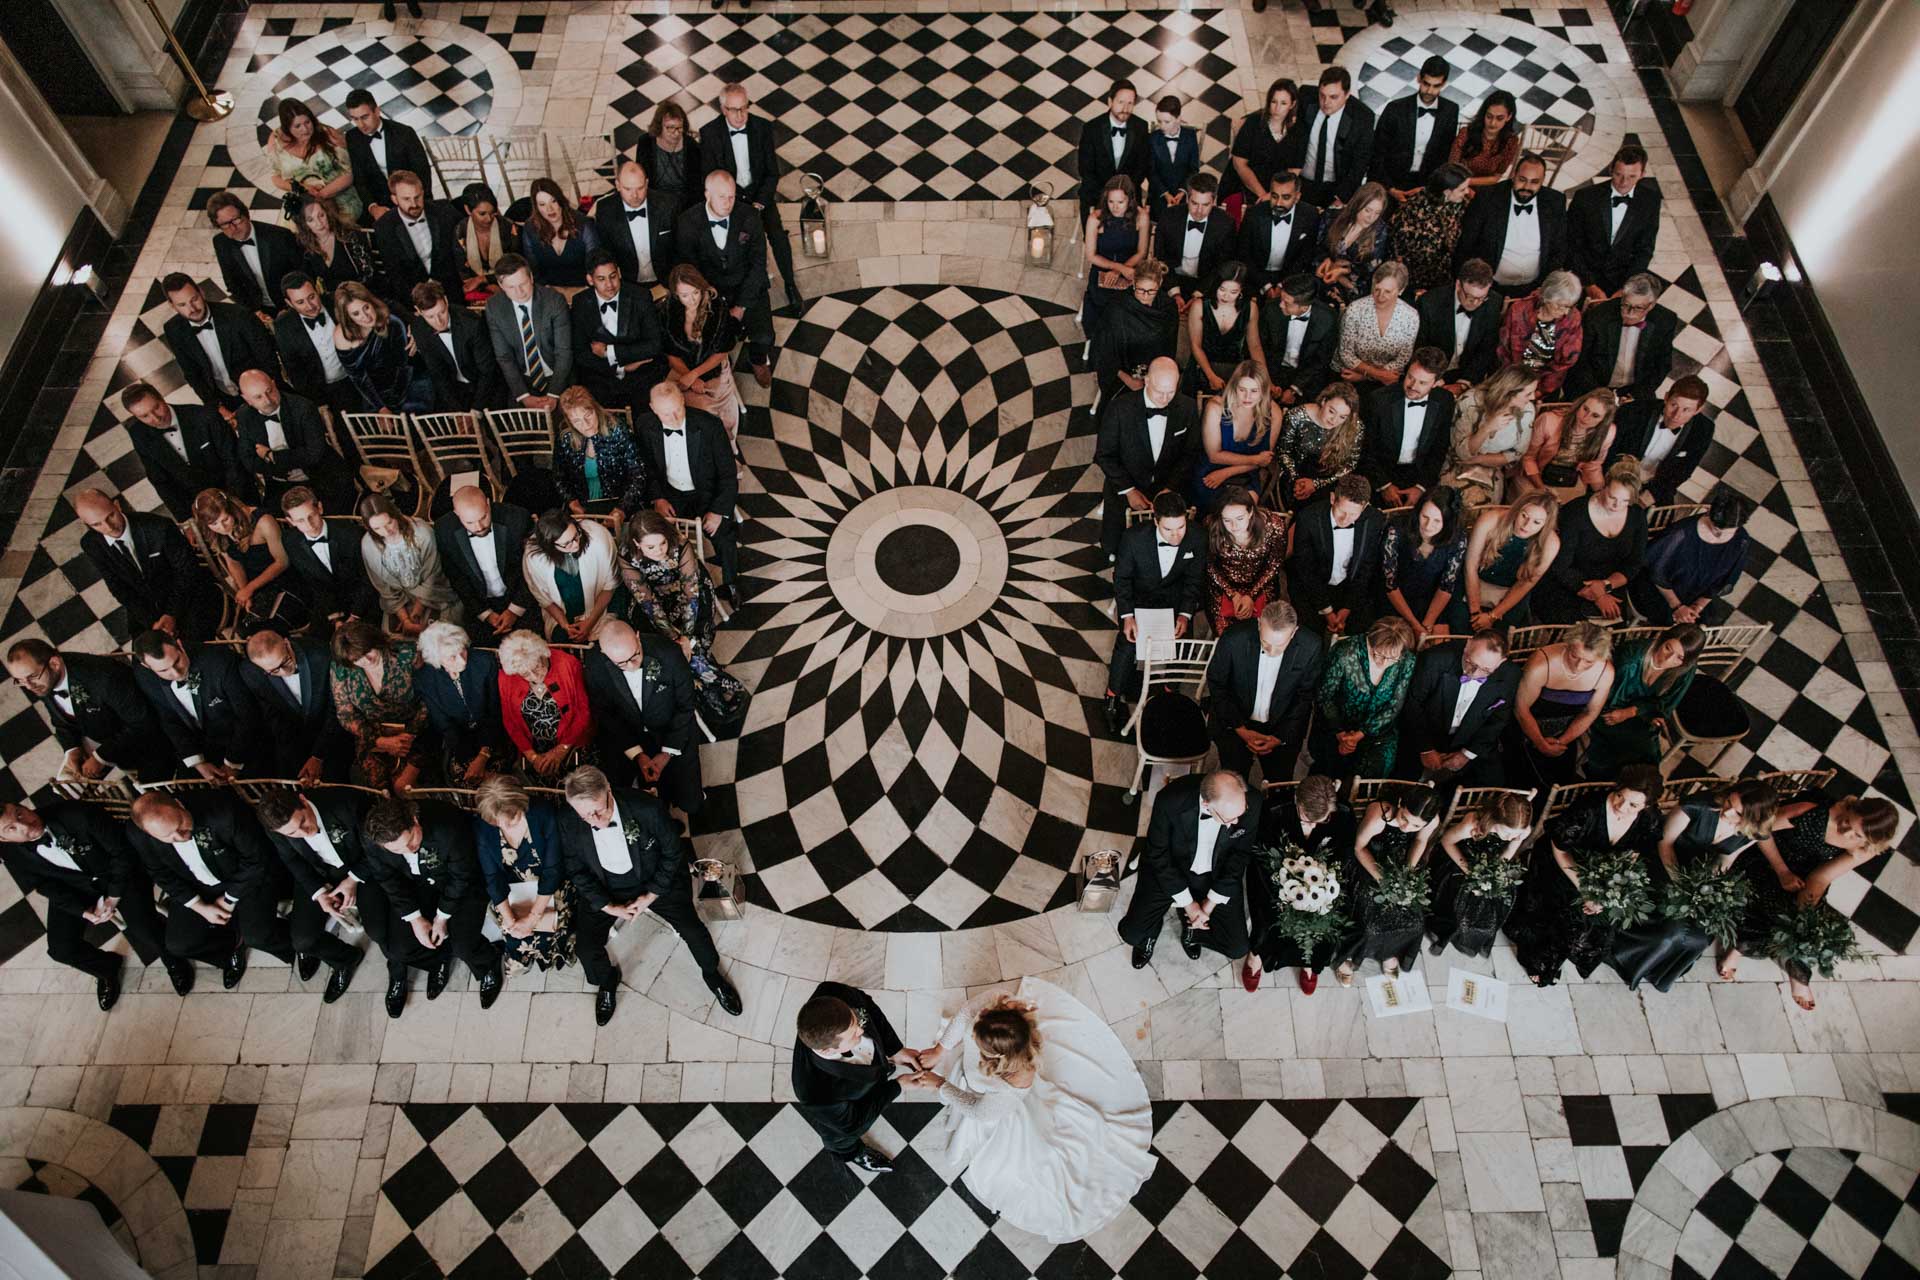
1675 1147 1920 1278
692 284 1144 931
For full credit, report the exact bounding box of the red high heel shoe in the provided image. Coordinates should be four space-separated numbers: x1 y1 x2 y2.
1240 961 1261 993
1298 968 1318 995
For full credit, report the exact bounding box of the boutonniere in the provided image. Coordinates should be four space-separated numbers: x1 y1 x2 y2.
735 231 749 247
185 671 204 697
854 1005 869 1030
621 819 645 845
641 658 662 684
1490 699 1507 711
191 829 220 854
68 685 94 711
325 823 352 847
416 844 443 873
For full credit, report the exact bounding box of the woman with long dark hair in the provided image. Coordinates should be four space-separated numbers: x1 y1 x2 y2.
635 101 705 219
266 98 361 223
457 183 515 300
1204 486 1287 634
1223 78 1305 219
192 488 306 631
1185 262 1252 396
1331 785 1442 984
1314 181 1392 307
1380 486 1468 639
293 197 376 296
1511 766 1664 986
1448 90 1521 189
1082 176 1150 339
663 263 741 448
1585 623 1704 775
333 281 430 414
520 176 602 289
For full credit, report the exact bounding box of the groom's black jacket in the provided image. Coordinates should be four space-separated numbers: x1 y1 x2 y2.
791 981 905 1149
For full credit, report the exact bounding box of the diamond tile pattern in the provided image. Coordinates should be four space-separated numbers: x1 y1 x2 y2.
1674 1147 1920 1280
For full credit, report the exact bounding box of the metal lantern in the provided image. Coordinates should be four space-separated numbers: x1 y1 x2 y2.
1076 848 1125 913
1025 181 1055 266
799 173 831 259
691 857 746 922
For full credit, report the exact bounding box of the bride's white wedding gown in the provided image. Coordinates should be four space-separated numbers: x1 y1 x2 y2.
933 977 1157 1242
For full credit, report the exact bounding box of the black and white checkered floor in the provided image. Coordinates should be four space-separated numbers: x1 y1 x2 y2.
1674 1146 1920 1279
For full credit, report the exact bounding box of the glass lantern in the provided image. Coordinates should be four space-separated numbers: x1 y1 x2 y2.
1026 180 1055 266
691 857 746 921
1076 848 1125 913
799 173 830 259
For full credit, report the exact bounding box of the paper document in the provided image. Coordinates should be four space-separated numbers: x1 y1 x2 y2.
1365 971 1432 1017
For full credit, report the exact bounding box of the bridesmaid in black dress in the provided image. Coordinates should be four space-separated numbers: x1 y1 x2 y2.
1331 784 1441 985
1243 775 1353 996
1510 766 1663 987
1427 792 1534 958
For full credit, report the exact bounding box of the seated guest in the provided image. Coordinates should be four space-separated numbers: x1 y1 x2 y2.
1498 269 1585 395
472 775 575 977
1390 163 1473 294
329 620 428 791
4 639 166 780
1243 775 1350 993
1207 600 1323 782
1184 262 1252 397
662 264 743 447
1274 382 1363 509
1117 770 1260 969
1093 357 1197 557
1190 364 1275 513
524 508 619 642
1103 491 1207 735
1452 154 1567 299
160 272 279 417
497 629 595 781
1585 622 1704 776
1315 183 1392 307
1623 780 1771 993
1361 347 1454 508
1511 621 1615 787
71 489 221 645
1414 258 1501 393
555 386 649 521
1288 473 1384 637
122 382 251 520
434 487 533 637
241 630 351 783
457 183 515 299
267 98 361 223
207 192 303 323
1078 79 1150 221
409 282 505 412
1204 487 1287 636
1371 58 1460 199
633 101 705 222
1395 630 1517 789
1084 176 1151 339
584 619 703 812
1606 374 1713 507
1460 491 1560 630
617 514 749 729
275 272 361 421
1152 173 1234 309
557 765 741 1025
1335 260 1419 387
521 176 602 289
1329 784 1442 983
1296 67 1377 210
1447 91 1521 190
1248 272 1336 409
1223 78 1304 220
571 250 665 417
1309 615 1418 781
293 197 378 298
371 169 465 304
1146 96 1201 205
1439 363 1542 509
1509 765 1662 987
360 795 503 1017
333 281 431 415
253 788 380 1000
357 492 460 635
236 370 357 513
1633 484 1750 626
280 486 378 628
1523 386 1619 502
0 800 180 1004
1564 274 1676 405
592 164 674 290
1089 259 1179 408
1533 458 1649 623
1380 486 1469 639
193 487 306 631
1568 146 1662 301
486 254 573 409
672 172 773 385
1238 172 1319 295
636 379 740 601
416 621 508 785
1429 792 1535 959
131 629 263 780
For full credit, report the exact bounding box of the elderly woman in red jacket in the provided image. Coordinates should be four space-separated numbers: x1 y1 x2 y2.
1497 269 1586 396
497 629 594 779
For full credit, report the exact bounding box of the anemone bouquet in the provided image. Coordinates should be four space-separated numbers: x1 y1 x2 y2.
1268 850 1347 952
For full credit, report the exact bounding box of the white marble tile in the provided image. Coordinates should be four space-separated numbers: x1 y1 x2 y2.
1444 1059 1527 1133
1458 1131 1546 1212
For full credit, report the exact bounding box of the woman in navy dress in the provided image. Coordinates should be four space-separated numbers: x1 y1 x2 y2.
416 621 510 786
472 775 576 976
520 177 602 290
1082 176 1150 340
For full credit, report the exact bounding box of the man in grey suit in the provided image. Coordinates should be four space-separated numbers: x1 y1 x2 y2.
485 254 572 410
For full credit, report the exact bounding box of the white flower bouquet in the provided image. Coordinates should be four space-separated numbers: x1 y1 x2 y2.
1268 850 1348 952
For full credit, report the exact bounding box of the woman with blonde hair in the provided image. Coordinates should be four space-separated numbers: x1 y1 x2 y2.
554 385 648 520
1334 259 1419 384
663 263 741 446
1460 490 1560 630
356 492 460 636
471 774 575 975
1524 386 1619 502
1273 380 1363 508
193 487 305 630
1441 363 1542 508
1190 361 1274 510
1314 182 1392 307
1512 620 1616 787
333 280 429 414
495 629 594 779
1311 616 1419 781
1533 457 1649 623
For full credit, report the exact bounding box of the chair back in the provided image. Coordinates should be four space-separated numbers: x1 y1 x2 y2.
1124 503 1198 529
412 412 501 498
131 776 233 796
483 408 557 477
1261 780 1299 801
342 412 429 511
1696 623 1770 681
1505 623 1567 658
1349 777 1435 809
409 786 481 813
1539 780 1617 826
1441 784 1537 831
1139 638 1215 698
1755 768 1837 799
421 134 495 200
1521 123 1580 187
1648 503 1708 535
47 777 136 819
232 778 302 805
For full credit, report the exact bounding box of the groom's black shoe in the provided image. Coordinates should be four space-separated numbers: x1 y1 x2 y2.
1180 925 1202 961
848 1147 893 1174
1130 934 1156 969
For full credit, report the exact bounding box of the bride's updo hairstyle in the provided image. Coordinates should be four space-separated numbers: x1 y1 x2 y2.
974 995 1041 1080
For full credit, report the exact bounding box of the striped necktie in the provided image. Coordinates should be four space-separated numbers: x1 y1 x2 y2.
518 303 548 394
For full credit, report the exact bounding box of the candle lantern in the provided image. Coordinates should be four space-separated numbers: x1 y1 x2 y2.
1026 181 1055 266
799 173 830 259
691 857 746 921
1077 848 1125 913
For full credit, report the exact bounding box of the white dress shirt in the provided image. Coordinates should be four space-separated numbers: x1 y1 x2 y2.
708 215 729 251
171 838 224 891
1609 185 1634 241
302 805 358 885
278 669 304 706
729 128 754 189
170 680 200 724
591 819 634 874
1609 324 1642 389
1328 525 1357 585
471 531 508 598
1171 812 1233 907
196 325 238 396
1412 100 1438 169
302 311 349 384
620 668 676 759
1155 539 1178 577
1145 405 1169 462
436 329 468 383
1450 306 1472 370
1265 211 1295 272
661 423 695 492
1397 400 1429 465
1178 219 1205 277
1451 677 1485 760
1308 107 1344 183
622 203 657 281
1494 198 1542 286
1281 311 1308 366
161 426 190 462
1107 114 1128 166
239 240 268 299
106 527 140 566
35 838 81 873
1642 424 1680 468
394 846 452 922
367 131 390 175
402 215 434 267
820 1035 875 1067
1251 649 1284 723
261 415 308 481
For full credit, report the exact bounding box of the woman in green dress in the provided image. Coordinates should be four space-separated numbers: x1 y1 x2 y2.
1584 623 1703 776
265 99 362 224
1309 616 1418 781
328 620 428 792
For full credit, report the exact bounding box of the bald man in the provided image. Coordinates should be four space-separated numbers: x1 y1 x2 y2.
591 161 678 288
432 486 534 634
1093 355 1200 556
635 380 740 599
697 83 803 314
1117 769 1260 968
73 489 221 644
581 620 704 813
674 170 774 382
124 791 289 989
235 371 356 511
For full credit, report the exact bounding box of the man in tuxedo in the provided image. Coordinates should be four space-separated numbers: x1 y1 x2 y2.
1370 57 1459 198
160 273 279 417
1605 374 1713 507
792 985 935 1175
372 170 465 305
1118 770 1260 967
1105 490 1207 733
1568 145 1662 301
1361 347 1455 507
236 370 356 512
673 171 773 384
1094 357 1198 557
557 766 741 1026
1239 171 1321 296
1414 259 1501 392
1297 67 1377 208
254 789 379 1003
1207 602 1325 782
121 382 253 519
280 486 379 626
485 254 573 409
570 251 666 416
1253 273 1338 407
1152 173 1235 308
360 796 503 1018
697 83 803 312
72 489 221 645
584 620 703 812
409 282 505 412
592 162 677 290
0 800 183 1005
274 274 363 422
1395 630 1517 789
637 380 740 598
433 487 533 636
130 630 264 781
5 640 168 781
1288 474 1386 636
207 192 303 324
1452 154 1567 298
1564 273 1678 404
343 89 433 221
241 630 352 782
1077 79 1150 220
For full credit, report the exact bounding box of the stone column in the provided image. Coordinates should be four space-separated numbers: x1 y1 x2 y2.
1667 0 1792 104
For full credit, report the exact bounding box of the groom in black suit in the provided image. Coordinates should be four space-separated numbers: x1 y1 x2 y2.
1118 770 1260 967
792 984 935 1175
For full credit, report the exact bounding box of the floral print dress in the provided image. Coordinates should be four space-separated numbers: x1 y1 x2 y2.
493 829 575 976
330 643 428 789
621 540 749 728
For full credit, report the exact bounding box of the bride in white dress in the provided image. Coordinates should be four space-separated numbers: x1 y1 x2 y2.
913 976 1156 1243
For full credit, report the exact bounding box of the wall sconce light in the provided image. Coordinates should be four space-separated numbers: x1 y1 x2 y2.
70 265 111 305
1739 261 1782 310
1025 181 1055 266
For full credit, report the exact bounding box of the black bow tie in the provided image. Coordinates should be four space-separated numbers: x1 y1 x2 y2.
172 679 190 691
1406 399 1428 408
1513 203 1534 216
366 130 382 141
304 315 326 331
626 206 646 220
305 534 328 546
1289 312 1307 323
729 128 747 137
1187 220 1207 233
1112 126 1128 136
1611 194 1632 207
1417 105 1437 116
1457 305 1471 316
662 426 683 435
191 320 214 332
1158 540 1177 550
1274 211 1292 224
239 237 256 247
710 219 728 229
468 529 492 540
600 299 618 312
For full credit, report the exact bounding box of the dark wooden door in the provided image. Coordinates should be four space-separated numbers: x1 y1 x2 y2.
1736 1 1860 153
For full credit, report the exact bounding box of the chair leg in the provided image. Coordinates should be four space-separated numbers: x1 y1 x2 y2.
1127 755 1146 801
